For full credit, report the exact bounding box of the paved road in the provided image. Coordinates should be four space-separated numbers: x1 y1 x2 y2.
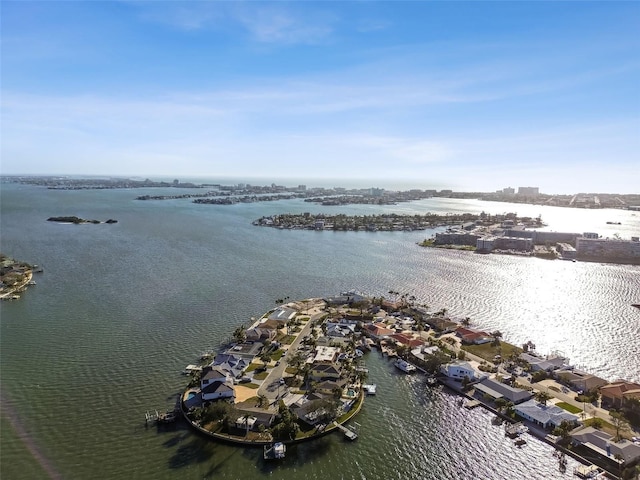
256 309 324 403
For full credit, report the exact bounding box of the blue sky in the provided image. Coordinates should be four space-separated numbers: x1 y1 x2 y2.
1 1 639 193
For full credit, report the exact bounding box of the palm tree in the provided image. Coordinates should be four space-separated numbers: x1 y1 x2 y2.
241 413 252 436
491 330 503 346
461 317 471 327
535 391 551 406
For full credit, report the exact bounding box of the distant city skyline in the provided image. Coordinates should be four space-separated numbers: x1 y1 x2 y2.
2 1 639 194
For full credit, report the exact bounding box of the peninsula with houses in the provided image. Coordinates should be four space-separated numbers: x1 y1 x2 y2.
171 292 640 478
0 254 40 301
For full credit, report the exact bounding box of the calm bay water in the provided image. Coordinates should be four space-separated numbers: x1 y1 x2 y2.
1 182 639 480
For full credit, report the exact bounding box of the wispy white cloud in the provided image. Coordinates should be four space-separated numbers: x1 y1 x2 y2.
133 1 337 45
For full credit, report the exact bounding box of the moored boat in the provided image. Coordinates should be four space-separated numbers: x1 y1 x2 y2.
363 384 377 395
264 442 286 460
394 358 417 373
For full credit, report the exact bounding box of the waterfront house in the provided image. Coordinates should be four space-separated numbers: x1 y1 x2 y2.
313 346 340 363
476 378 533 404
362 322 394 340
390 333 424 349
381 299 404 311
309 362 342 382
455 327 493 345
201 366 235 401
514 399 579 429
245 326 277 343
600 381 640 409
315 379 347 396
326 323 356 338
556 369 608 392
425 316 458 333
520 352 569 372
233 409 276 430
291 398 334 427
441 360 487 382
268 306 298 325
411 345 440 362
224 342 263 359
572 426 640 464
324 292 368 306
212 353 250 379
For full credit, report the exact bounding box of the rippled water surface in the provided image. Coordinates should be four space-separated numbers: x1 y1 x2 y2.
1 183 639 480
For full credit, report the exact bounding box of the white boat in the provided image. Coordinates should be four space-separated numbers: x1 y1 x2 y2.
264 442 286 460
394 358 417 373
363 384 377 395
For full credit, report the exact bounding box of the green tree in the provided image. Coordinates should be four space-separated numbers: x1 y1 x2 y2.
233 325 246 343
490 330 503 346
535 391 551 406
260 351 272 367
610 410 631 441
552 420 575 444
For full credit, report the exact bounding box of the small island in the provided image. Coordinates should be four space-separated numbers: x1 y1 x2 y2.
47 216 118 224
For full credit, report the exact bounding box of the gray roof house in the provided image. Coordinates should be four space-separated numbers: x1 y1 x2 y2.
477 378 534 404
212 353 250 378
572 426 640 464
514 399 579 429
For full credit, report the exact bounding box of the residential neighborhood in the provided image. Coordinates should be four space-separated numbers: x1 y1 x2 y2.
177 292 640 478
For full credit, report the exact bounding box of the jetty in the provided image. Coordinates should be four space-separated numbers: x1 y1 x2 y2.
463 400 481 409
145 408 178 425
505 422 528 438
573 464 602 478
145 410 159 423
332 421 358 441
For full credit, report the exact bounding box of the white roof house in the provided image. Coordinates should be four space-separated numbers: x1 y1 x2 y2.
440 360 487 382
514 400 579 429
520 353 568 372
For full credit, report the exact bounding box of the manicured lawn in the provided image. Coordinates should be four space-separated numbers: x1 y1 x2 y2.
245 363 264 373
556 402 582 414
253 371 268 380
461 341 523 363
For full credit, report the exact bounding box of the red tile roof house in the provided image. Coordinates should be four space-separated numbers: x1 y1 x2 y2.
363 322 394 340
390 333 424 349
455 327 493 345
600 381 640 409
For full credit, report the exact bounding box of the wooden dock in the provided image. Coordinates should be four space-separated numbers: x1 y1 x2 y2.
145 410 159 423
332 421 358 440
